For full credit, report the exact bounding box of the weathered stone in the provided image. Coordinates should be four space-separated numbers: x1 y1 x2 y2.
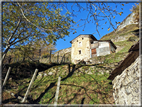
44 73 47 77
87 71 93 74
122 77 130 86
125 85 131 95
48 72 53 75
105 70 109 73
121 71 127 78
37 73 43 80
112 56 140 105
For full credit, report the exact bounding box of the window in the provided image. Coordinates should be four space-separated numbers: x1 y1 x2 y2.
77 40 78 42
79 50 81 54
91 41 93 44
82 38 84 40
78 42 82 47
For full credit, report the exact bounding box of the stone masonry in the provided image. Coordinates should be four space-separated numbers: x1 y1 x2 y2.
112 55 140 105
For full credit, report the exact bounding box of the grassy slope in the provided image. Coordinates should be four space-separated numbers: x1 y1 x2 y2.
3 63 113 104
101 24 139 40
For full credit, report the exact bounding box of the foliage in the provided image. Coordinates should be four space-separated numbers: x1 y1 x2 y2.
2 2 75 62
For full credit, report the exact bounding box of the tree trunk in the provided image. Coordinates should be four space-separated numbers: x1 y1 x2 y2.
50 50 52 63
2 46 10 65
57 52 59 63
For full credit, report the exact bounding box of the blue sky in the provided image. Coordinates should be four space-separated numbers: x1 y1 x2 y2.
55 2 139 51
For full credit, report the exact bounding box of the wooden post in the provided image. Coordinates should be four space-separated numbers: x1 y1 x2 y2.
64 54 65 63
3 67 11 88
57 52 59 63
21 69 38 103
50 50 52 62
54 76 61 106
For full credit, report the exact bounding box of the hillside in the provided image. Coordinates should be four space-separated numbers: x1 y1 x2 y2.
2 62 114 104
2 10 140 104
2 24 139 104
100 24 139 42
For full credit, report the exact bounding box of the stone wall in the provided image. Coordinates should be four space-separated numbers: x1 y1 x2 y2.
54 47 71 57
112 55 140 105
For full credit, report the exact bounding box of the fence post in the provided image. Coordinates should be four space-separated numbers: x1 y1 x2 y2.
8 56 11 64
64 54 65 63
21 69 38 103
54 76 61 106
57 52 59 63
50 50 52 62
3 67 11 88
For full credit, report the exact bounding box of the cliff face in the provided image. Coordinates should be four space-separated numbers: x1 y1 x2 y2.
116 12 138 31
101 10 139 43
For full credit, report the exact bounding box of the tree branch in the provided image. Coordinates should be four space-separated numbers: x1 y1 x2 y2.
10 30 26 45
11 34 32 46
91 3 116 31
7 18 21 44
17 2 53 33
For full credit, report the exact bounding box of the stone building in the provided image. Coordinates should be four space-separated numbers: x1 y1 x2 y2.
108 41 140 105
70 34 117 64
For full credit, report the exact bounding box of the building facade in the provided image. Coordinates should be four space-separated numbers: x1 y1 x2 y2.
70 34 117 64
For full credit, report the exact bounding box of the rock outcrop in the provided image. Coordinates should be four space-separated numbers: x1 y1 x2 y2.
116 12 138 31
112 55 140 105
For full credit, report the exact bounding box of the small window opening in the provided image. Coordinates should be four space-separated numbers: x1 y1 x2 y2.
78 42 82 47
79 50 81 54
82 38 84 40
77 40 78 42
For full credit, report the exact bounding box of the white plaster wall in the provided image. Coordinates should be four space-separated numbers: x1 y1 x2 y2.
96 42 110 56
98 42 109 48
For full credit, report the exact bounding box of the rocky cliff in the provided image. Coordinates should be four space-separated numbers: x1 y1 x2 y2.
116 12 138 31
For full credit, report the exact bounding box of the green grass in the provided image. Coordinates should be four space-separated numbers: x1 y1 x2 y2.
3 63 114 104
101 24 139 40
114 40 137 53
